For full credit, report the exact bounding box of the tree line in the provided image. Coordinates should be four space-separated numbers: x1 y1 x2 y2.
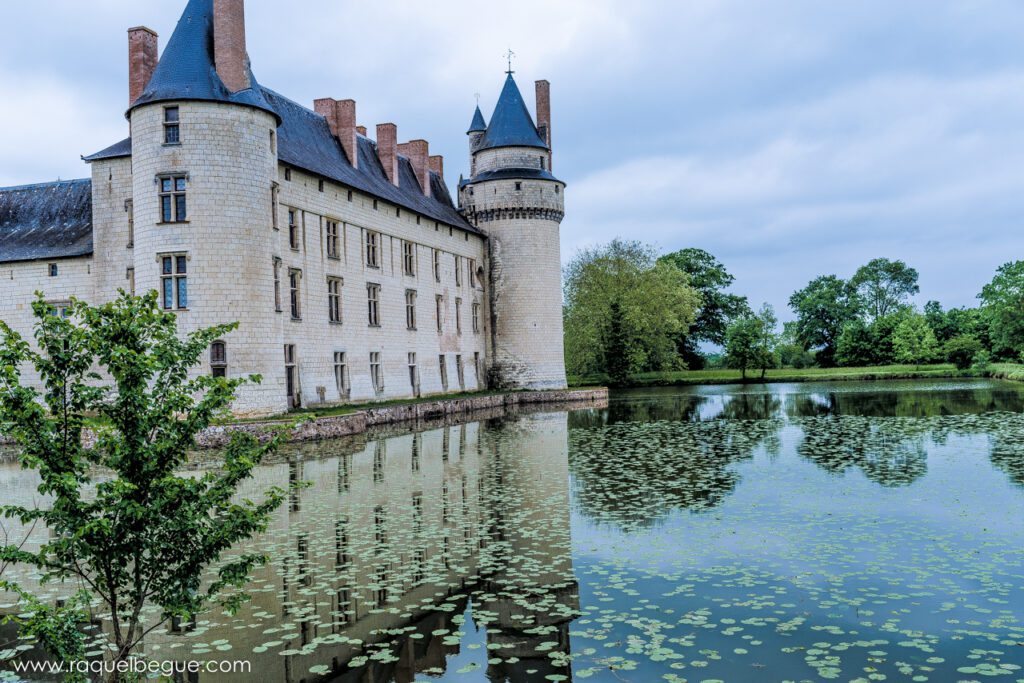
563 241 1024 382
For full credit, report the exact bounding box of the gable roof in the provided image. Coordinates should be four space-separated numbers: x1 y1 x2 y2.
477 74 548 152
127 0 278 122
0 180 92 264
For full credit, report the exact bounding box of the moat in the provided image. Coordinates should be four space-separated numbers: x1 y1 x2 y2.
3 378 1024 681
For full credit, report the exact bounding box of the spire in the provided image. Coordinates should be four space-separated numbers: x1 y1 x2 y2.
477 73 548 152
127 0 277 122
467 105 486 134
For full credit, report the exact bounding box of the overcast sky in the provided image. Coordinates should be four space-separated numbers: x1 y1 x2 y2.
2 0 1023 318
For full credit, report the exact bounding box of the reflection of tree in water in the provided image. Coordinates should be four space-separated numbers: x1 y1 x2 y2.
795 416 931 487
788 384 1024 419
569 418 783 530
982 414 1024 487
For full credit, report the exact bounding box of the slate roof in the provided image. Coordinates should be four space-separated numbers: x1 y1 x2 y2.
477 74 548 152
0 180 92 264
468 168 560 183
127 0 278 122
82 137 131 162
467 105 487 134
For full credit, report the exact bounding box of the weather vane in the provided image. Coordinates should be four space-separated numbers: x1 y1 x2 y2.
474 92 481 105
505 48 516 75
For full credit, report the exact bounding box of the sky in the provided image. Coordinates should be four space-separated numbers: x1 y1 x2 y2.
2 0 1024 319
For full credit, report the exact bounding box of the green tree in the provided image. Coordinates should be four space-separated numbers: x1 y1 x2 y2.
850 258 920 320
563 239 701 378
788 275 861 367
724 304 778 379
979 260 1024 359
892 313 940 367
0 292 289 676
754 303 779 379
944 335 983 370
605 300 631 386
778 322 815 369
658 248 750 368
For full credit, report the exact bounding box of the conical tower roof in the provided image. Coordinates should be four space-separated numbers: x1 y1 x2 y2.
467 105 487 134
477 73 547 151
127 0 277 121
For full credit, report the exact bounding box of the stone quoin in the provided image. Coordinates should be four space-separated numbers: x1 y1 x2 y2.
0 0 568 417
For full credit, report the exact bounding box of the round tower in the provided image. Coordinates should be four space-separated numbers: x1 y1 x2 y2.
128 0 284 415
460 73 567 390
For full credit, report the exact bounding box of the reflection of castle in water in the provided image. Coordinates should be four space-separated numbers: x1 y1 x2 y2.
0 411 578 683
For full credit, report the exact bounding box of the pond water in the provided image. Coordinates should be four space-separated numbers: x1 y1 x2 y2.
3 379 1024 682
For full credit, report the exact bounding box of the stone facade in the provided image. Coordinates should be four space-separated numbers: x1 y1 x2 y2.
0 0 568 416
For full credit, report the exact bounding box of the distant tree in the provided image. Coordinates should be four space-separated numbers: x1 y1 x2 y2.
724 304 778 379
945 335 983 371
892 314 940 367
658 248 749 368
754 304 780 379
835 319 876 367
0 293 289 676
605 301 631 386
563 239 701 379
777 322 816 369
868 308 914 365
788 275 862 367
979 261 1024 360
850 258 920 320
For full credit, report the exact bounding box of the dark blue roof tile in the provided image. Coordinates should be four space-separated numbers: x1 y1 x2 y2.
467 105 486 133
82 137 132 162
0 180 92 264
478 74 547 151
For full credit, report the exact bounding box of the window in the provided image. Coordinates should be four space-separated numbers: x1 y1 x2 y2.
318 179 324 192
433 249 441 282
435 295 444 333
405 290 417 330
515 181 522 191
455 298 462 335
408 352 418 393
326 220 340 259
456 355 465 391
126 267 135 295
125 199 134 247
210 341 227 378
289 268 302 320
163 106 180 144
271 183 279 230
270 130 276 154
370 352 384 394
327 277 343 323
402 241 415 276
159 176 187 223
472 302 481 334
273 258 282 312
365 230 380 268
367 284 381 327
48 263 58 277
455 256 463 287
46 301 71 318
160 254 188 310
469 258 477 287
288 210 300 250
285 344 300 409
284 167 291 181
334 352 349 398
439 355 448 392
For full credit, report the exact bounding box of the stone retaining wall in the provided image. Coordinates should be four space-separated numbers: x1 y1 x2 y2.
0 388 608 452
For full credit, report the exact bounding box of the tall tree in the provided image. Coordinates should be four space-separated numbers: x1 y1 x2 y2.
0 293 288 677
979 260 1024 360
563 239 701 379
788 275 862 367
850 258 920 320
724 304 778 380
658 248 750 368
893 313 940 367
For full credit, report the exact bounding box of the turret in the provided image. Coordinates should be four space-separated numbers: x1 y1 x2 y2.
460 72 567 390
126 0 284 415
467 105 487 175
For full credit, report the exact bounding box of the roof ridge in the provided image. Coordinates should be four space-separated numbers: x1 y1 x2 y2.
0 178 91 193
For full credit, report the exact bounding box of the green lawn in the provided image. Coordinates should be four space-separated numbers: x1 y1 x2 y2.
570 363 1024 388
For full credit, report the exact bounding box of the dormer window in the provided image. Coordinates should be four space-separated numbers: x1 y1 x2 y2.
163 107 180 144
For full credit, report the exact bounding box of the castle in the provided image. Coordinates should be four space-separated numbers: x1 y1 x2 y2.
0 0 567 417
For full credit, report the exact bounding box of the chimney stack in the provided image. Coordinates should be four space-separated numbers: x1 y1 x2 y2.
213 0 250 93
535 79 551 167
398 140 431 197
429 155 444 183
314 98 359 168
376 123 399 186
127 27 158 105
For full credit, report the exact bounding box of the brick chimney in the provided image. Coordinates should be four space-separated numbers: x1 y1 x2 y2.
314 98 359 169
398 140 430 197
127 27 158 105
536 79 551 166
213 0 250 93
429 155 444 182
376 123 399 186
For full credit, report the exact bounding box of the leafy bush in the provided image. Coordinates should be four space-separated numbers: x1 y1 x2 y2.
945 335 983 370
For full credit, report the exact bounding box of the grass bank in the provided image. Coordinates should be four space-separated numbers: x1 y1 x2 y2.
569 363 1024 388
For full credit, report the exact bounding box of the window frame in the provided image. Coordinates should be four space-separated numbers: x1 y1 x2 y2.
210 340 227 378
159 253 188 310
405 289 417 330
288 209 300 251
367 283 381 327
289 268 302 320
333 351 349 399
163 106 180 145
157 174 188 224
326 219 340 259
370 351 384 395
365 230 380 268
402 240 416 276
327 276 343 324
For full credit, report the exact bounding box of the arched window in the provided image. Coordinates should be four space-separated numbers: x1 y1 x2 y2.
210 341 227 378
